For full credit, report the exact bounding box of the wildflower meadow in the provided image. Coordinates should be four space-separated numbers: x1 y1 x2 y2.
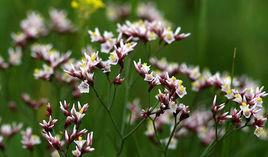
0 0 268 157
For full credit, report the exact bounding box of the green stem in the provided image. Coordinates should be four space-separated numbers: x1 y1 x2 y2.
200 126 235 157
164 116 180 157
92 87 122 139
121 58 132 135
117 118 147 156
58 149 67 157
213 115 218 141
150 117 162 146
109 86 117 110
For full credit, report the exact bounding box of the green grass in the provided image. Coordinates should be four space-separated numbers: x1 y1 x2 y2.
0 0 268 157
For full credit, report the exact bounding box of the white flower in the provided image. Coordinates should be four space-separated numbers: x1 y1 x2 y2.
8 47 22 65
114 40 137 57
74 138 86 149
101 39 116 53
144 72 155 82
84 52 100 68
34 64 54 80
240 103 251 118
254 127 267 139
163 29 175 44
21 12 47 38
21 128 41 150
133 60 151 75
11 32 27 45
108 52 119 65
169 101 177 113
88 28 102 42
78 81 90 94
175 82 187 98
49 9 74 33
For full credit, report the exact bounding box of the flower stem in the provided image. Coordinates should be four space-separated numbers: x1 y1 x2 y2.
164 116 180 157
213 115 218 141
121 58 132 135
109 86 117 110
150 117 162 146
92 87 122 139
117 118 147 157
200 126 235 157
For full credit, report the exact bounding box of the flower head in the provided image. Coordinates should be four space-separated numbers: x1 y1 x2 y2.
21 127 41 151
71 0 104 18
49 9 74 33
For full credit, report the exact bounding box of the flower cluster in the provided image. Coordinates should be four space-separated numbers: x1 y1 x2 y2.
136 2 165 22
32 44 71 80
88 28 117 53
71 0 104 18
178 110 215 145
0 122 23 151
149 57 268 139
106 2 165 23
118 20 190 44
130 59 191 149
65 38 137 93
40 102 94 156
21 93 47 110
0 47 22 70
0 1 267 156
12 9 74 47
49 9 74 33
106 3 130 22
134 59 160 91
21 127 41 151
0 122 23 138
0 9 74 73
19 11 48 41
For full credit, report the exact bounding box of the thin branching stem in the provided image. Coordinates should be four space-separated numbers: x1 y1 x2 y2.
124 118 146 139
213 115 218 141
92 87 122 139
58 149 67 157
164 116 181 157
150 117 162 146
200 125 243 157
117 118 147 156
109 85 117 110
121 58 132 135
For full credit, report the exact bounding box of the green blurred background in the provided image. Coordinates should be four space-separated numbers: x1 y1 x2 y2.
0 0 268 156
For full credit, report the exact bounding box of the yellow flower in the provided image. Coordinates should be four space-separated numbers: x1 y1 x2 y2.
86 0 104 9
71 0 105 18
71 0 79 8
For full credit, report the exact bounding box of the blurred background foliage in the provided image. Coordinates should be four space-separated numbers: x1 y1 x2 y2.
0 0 268 156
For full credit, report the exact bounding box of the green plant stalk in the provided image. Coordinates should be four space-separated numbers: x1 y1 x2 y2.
164 116 180 157
200 126 236 157
92 87 123 139
117 118 147 156
120 58 132 135
109 85 117 110
150 117 162 146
